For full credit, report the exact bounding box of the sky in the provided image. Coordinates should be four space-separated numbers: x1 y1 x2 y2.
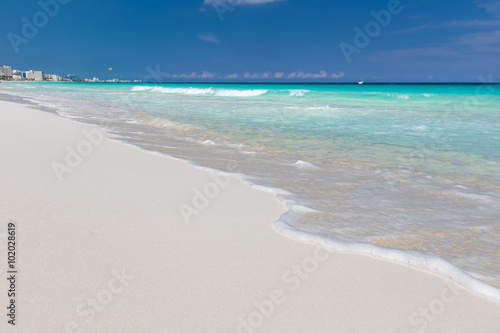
0 0 499 82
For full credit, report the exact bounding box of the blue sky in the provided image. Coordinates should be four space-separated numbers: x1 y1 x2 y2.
1 0 499 82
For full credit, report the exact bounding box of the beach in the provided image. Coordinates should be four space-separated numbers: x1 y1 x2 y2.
1 98 500 332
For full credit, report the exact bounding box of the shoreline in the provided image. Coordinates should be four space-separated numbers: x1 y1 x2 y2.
1 97 500 331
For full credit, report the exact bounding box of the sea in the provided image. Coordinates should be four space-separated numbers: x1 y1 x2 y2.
2 82 500 300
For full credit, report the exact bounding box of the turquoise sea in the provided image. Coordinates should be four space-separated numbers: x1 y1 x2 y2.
2 82 500 299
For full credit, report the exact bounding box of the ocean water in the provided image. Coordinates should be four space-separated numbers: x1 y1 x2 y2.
2 82 500 300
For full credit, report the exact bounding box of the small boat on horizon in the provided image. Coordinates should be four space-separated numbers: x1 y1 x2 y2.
358 80 364 85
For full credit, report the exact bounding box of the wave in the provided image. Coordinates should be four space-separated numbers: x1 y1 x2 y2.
215 89 268 97
446 190 493 202
130 86 268 97
130 86 152 91
292 160 319 170
273 218 500 303
147 117 199 132
307 105 339 111
386 93 410 100
289 89 310 97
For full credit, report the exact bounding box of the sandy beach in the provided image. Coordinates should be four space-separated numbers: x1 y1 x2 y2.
1 98 500 332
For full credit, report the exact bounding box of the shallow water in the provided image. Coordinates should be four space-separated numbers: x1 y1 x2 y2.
2 82 500 297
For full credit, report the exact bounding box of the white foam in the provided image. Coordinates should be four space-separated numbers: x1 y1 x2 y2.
151 87 215 95
288 204 318 213
447 190 493 202
397 94 410 100
214 89 268 97
250 184 293 197
131 86 153 91
273 219 500 302
289 89 310 97
307 105 338 111
131 86 268 97
239 150 256 156
292 160 319 170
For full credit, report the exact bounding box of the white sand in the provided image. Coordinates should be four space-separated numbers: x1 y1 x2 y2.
1 99 499 332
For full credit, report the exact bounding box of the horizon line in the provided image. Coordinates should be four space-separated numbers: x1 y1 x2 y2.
13 81 499 84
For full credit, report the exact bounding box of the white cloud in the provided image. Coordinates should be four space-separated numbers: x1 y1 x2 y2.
237 71 334 80
173 72 197 78
393 20 500 34
444 19 500 28
226 73 239 78
200 71 215 79
456 29 500 52
314 70 328 78
477 0 500 16
331 72 345 79
172 71 216 79
244 71 260 79
204 0 284 5
391 23 433 34
198 33 221 44
287 71 330 79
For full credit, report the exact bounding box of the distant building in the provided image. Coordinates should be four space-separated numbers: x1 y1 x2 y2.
0 66 13 80
44 74 62 82
67 74 80 82
25 70 44 81
12 70 22 81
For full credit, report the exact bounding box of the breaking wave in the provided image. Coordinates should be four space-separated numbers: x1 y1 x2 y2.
131 86 268 97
